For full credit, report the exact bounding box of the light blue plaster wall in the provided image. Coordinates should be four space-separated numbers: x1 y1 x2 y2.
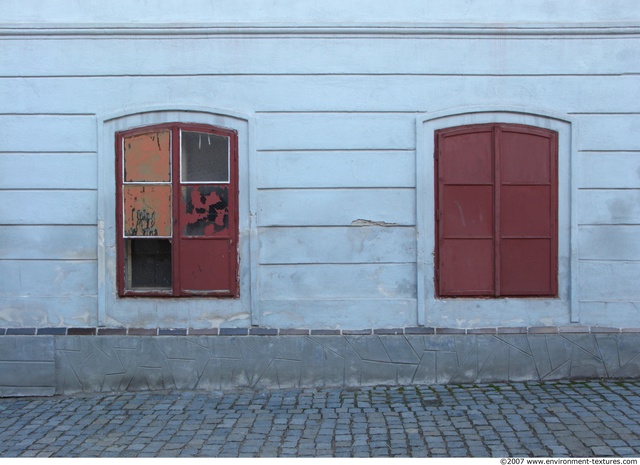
1 2 639 330
3 0 639 23
416 109 576 328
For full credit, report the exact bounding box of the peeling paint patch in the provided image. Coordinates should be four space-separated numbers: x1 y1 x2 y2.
351 219 398 227
182 185 229 236
123 185 172 236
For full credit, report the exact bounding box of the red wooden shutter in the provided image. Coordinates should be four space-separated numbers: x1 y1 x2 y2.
436 126 495 296
498 126 557 296
435 124 557 298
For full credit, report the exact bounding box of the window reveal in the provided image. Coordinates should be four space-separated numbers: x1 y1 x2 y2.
116 124 238 297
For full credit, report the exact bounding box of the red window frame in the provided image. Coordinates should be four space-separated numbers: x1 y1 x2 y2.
434 123 558 298
116 123 239 297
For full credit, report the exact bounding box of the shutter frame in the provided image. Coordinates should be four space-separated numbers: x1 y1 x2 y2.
435 123 558 298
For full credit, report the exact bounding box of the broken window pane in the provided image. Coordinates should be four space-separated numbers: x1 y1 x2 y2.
181 185 229 236
126 239 172 290
181 131 229 182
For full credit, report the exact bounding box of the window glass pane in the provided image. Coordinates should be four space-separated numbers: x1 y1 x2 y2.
123 185 172 237
181 131 229 182
124 130 171 182
126 239 172 289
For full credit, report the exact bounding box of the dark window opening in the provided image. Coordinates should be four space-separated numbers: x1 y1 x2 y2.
126 239 172 290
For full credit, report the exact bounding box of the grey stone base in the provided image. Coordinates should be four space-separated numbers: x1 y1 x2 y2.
0 337 56 397
2 333 640 396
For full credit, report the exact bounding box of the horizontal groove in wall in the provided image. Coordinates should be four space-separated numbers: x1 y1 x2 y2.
0 325 635 336
579 302 640 307
257 148 415 152
2 23 639 36
579 224 640 228
579 259 640 264
0 188 97 192
0 151 97 155
257 186 415 191
0 258 97 262
257 223 416 228
579 223 640 227
257 148 416 154
258 224 415 229
258 261 415 266
0 151 96 155
0 112 95 116
579 149 640 153
569 111 640 115
259 110 640 116
255 110 424 115
578 187 640 191
2 73 639 79
0 223 98 227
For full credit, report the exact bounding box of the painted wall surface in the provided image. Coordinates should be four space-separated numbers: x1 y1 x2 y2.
1 1 640 330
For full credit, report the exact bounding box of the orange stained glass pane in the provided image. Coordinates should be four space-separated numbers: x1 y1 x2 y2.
123 185 172 237
124 130 171 182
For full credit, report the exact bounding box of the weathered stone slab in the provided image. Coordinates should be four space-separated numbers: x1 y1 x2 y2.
0 336 55 396
0 333 638 396
379 336 421 364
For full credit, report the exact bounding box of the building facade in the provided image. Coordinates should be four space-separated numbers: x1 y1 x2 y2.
1 0 640 395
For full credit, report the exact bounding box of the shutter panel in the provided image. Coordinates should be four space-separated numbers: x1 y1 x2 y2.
499 127 557 296
437 127 495 296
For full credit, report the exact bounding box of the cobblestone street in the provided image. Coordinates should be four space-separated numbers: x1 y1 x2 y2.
1 380 640 457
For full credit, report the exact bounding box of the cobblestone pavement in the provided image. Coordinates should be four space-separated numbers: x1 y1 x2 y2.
1 380 640 457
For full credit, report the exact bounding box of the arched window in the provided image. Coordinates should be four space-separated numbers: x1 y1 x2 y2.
116 123 239 297
435 123 558 297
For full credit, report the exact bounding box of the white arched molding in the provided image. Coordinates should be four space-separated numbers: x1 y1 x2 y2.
416 107 578 327
97 106 258 328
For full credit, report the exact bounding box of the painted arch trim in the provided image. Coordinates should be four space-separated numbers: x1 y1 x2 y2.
97 106 258 328
416 106 578 326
